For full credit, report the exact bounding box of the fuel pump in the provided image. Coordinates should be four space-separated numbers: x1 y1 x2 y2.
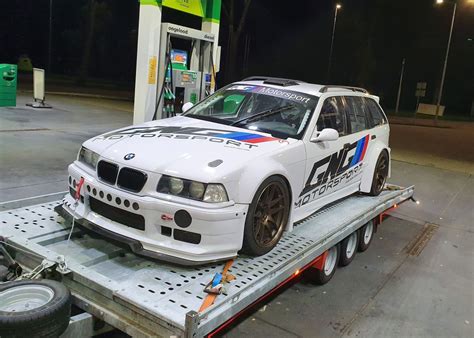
154 23 216 120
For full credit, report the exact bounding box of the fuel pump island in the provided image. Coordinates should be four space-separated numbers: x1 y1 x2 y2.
0 1 418 337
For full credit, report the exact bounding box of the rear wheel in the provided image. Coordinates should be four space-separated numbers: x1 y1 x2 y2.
369 151 389 196
358 220 375 252
241 176 290 256
309 245 340 285
339 231 358 266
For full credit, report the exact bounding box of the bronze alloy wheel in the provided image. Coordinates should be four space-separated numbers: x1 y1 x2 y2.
253 181 289 248
375 155 388 192
242 176 290 256
370 151 389 196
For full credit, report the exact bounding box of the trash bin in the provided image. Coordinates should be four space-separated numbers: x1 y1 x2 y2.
0 64 17 107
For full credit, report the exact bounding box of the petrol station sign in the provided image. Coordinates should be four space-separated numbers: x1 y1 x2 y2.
144 0 220 21
163 0 207 17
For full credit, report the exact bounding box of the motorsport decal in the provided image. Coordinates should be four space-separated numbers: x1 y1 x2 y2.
227 85 314 104
93 125 280 150
295 135 370 208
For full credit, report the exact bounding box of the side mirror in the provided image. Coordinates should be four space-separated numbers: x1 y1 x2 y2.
311 128 339 142
182 102 194 113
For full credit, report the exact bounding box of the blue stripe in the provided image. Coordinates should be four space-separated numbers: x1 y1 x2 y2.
218 132 262 141
350 138 365 166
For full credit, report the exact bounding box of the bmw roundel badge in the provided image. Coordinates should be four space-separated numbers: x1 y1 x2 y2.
124 153 135 160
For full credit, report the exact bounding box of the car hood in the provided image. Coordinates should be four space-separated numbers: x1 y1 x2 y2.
83 116 297 181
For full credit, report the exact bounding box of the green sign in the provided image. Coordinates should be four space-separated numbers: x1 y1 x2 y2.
163 0 206 17
141 0 220 22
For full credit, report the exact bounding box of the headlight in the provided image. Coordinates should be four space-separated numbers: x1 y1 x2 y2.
204 184 228 203
157 176 228 203
78 147 100 169
190 182 205 199
169 177 184 195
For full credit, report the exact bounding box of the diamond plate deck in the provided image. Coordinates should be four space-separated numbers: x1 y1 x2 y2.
0 186 414 337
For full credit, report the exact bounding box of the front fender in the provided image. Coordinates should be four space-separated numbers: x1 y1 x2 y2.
360 143 391 193
234 158 291 204
231 157 301 232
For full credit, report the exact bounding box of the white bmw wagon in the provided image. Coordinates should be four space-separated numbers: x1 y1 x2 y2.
58 77 390 265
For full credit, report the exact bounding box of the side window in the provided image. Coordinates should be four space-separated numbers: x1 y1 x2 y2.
316 97 347 136
345 96 368 133
365 98 387 127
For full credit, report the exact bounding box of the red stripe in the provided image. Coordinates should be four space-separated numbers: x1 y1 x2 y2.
360 135 370 161
245 136 277 144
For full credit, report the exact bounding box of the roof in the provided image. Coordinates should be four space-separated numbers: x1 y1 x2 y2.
237 77 374 98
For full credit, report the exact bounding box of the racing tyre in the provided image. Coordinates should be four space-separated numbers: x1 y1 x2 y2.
0 279 71 338
241 176 290 256
309 244 340 285
358 220 375 252
338 231 358 266
369 151 389 196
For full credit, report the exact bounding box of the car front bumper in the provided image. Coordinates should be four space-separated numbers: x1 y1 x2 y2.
59 163 248 265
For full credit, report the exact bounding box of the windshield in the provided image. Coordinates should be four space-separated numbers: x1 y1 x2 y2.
183 84 319 139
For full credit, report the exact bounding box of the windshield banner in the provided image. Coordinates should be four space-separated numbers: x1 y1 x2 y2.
227 85 313 104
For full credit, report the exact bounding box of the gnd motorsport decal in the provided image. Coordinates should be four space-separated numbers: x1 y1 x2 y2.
295 135 370 208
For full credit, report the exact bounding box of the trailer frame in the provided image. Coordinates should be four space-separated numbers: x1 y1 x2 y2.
0 185 414 337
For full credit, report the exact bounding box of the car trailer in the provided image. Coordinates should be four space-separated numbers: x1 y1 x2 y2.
0 185 414 337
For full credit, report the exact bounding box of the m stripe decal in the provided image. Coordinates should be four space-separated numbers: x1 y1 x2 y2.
218 132 262 141
216 131 279 144
350 135 370 166
359 135 370 161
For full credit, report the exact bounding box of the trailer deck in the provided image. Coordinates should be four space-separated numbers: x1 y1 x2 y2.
0 185 414 337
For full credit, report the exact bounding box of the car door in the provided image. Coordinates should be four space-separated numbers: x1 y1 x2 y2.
339 95 372 186
296 96 349 215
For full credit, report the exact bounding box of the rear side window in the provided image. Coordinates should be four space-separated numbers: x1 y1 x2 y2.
365 98 387 127
316 96 347 136
344 96 367 133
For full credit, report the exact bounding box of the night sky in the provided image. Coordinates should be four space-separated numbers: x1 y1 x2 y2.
1 0 473 114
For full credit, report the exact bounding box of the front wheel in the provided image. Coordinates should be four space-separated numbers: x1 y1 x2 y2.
241 176 290 256
369 151 389 196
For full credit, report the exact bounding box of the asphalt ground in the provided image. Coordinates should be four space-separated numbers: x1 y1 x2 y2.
0 94 472 337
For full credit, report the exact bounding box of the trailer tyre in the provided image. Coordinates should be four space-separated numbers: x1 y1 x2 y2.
358 220 375 252
0 279 71 338
309 244 340 285
339 231 358 266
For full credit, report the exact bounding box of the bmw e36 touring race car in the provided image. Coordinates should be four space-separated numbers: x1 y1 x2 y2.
57 77 390 265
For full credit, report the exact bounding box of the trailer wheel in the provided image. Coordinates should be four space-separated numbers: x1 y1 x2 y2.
0 279 71 338
339 231 358 266
358 220 375 252
309 244 339 285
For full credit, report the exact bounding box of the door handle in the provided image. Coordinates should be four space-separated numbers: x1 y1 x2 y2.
371 135 376 140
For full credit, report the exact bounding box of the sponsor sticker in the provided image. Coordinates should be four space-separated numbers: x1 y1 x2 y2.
227 85 313 104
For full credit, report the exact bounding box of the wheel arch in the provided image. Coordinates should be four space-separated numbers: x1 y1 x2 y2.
236 162 296 231
360 144 391 193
